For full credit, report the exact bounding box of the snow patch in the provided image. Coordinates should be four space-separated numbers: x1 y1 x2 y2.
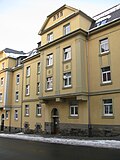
0 133 120 149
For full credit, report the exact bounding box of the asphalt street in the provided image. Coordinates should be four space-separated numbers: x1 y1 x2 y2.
0 137 120 160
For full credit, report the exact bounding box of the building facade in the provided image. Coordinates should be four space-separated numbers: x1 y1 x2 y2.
0 4 120 136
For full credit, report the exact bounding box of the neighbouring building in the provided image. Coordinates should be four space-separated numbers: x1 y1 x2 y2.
0 4 120 136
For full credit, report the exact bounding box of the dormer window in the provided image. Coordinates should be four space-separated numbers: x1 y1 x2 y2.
96 15 111 27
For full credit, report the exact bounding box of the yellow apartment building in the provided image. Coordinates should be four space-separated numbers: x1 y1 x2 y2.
0 4 120 136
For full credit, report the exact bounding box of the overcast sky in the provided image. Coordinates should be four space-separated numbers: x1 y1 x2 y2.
0 0 119 52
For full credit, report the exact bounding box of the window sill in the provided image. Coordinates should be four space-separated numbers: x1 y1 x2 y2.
63 85 72 89
25 94 30 97
69 115 79 119
63 59 71 63
100 81 112 86
36 115 42 117
99 51 110 56
14 119 18 121
26 75 30 78
46 65 53 69
24 115 29 117
102 115 114 119
45 89 53 92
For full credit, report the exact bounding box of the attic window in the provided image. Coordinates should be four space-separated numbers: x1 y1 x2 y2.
53 15 56 21
96 15 111 27
97 19 108 26
53 10 63 21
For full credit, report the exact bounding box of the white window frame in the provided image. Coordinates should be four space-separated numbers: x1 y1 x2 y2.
15 91 19 101
1 77 4 86
25 105 29 116
37 62 41 74
47 32 53 43
100 38 109 54
70 105 78 117
64 23 70 35
63 72 71 87
47 54 53 66
16 74 20 84
102 66 111 84
64 46 71 61
46 77 53 90
103 99 113 116
14 110 18 120
26 84 30 95
0 93 2 102
37 82 40 94
36 104 42 116
26 66 30 77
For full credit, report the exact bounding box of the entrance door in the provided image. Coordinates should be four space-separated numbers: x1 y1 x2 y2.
51 108 59 134
1 114 4 131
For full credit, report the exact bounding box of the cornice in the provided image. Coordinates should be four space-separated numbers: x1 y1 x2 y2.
38 28 87 52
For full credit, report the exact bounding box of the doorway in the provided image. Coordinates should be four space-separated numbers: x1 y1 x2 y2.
51 108 59 134
1 114 4 131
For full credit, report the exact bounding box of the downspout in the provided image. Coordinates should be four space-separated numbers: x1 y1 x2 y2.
21 64 24 132
4 71 11 132
86 32 92 137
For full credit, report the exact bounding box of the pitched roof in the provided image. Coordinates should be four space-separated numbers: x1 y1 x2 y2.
2 48 28 59
90 4 120 30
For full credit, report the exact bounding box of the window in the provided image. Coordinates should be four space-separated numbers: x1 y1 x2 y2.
103 99 113 116
60 11 63 17
37 82 40 94
70 105 78 117
6 111 8 119
53 15 56 21
102 66 111 84
37 62 41 74
1 77 4 86
2 63 4 69
47 32 53 43
64 23 70 35
25 105 29 116
64 46 71 61
36 104 42 116
26 66 30 77
15 91 19 101
100 38 109 54
16 74 20 84
14 110 18 120
26 85 30 95
63 72 71 87
0 93 2 102
47 54 53 66
46 77 53 90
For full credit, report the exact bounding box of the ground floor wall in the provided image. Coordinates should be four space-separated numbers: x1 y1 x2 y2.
44 99 89 136
22 101 45 134
90 93 120 136
1 93 120 137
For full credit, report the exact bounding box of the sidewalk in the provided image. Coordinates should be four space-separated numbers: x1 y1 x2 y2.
0 133 120 149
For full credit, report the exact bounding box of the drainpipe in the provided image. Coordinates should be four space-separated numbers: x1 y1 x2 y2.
21 64 24 132
86 32 92 137
4 71 11 132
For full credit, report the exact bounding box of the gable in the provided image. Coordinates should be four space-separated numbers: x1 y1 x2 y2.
39 5 79 35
